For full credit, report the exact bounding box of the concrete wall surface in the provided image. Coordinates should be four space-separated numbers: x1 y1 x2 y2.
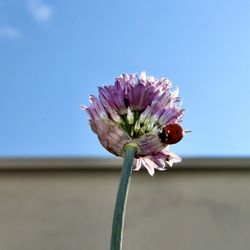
0 161 249 250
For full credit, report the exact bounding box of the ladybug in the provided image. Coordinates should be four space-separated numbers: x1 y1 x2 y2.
159 123 185 144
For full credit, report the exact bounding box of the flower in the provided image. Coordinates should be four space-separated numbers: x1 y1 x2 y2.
82 72 185 176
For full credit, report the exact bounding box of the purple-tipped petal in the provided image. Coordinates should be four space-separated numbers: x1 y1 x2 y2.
134 158 142 171
158 107 185 126
141 158 155 176
134 133 166 156
89 95 108 120
166 152 182 167
136 148 181 174
140 86 159 110
89 119 131 157
139 71 147 82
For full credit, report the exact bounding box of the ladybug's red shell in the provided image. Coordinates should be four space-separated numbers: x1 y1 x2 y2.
162 123 184 144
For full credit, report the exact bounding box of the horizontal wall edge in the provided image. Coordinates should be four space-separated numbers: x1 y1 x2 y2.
0 157 249 171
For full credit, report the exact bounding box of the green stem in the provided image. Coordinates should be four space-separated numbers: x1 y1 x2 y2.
110 144 137 250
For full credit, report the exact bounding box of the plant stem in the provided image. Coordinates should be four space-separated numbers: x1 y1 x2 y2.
110 144 137 250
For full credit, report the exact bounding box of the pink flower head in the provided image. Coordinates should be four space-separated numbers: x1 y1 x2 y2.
82 72 185 176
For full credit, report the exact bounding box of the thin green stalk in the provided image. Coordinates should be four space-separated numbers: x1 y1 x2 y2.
110 144 137 250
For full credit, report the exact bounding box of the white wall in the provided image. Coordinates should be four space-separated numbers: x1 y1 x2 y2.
0 169 249 250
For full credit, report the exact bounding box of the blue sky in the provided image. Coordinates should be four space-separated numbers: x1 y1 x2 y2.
0 0 250 157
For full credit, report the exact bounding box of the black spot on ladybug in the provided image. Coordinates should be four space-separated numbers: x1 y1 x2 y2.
158 131 167 142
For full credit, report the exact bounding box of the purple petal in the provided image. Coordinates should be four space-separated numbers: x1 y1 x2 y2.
89 119 131 156
134 158 142 171
136 148 181 175
89 95 108 119
134 133 166 156
141 158 155 176
158 107 184 126
100 98 122 123
140 86 159 109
